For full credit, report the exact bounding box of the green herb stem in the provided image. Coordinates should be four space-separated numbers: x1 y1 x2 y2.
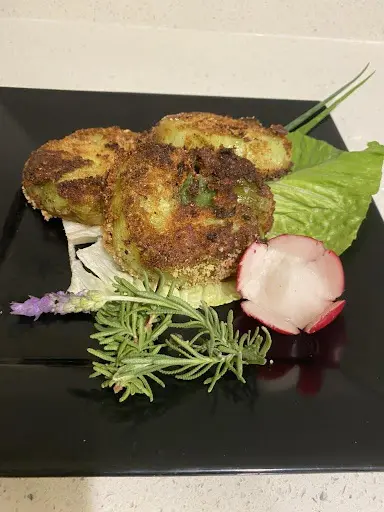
284 64 374 133
89 274 272 402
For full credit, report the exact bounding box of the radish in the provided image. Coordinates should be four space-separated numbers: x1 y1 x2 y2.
237 235 346 335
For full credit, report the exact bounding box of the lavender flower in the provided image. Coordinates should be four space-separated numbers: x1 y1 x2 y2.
10 290 106 320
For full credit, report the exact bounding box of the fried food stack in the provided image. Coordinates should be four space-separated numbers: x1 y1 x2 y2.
22 113 292 286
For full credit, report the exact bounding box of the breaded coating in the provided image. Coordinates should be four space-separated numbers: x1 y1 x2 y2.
103 139 275 286
22 127 137 225
152 112 292 179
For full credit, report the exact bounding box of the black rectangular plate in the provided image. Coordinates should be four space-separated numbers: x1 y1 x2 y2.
0 88 383 476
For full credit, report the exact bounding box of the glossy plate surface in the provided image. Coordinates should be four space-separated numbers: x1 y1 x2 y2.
0 88 383 476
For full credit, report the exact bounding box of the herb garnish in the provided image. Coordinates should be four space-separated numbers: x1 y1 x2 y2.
88 274 271 401
10 273 271 402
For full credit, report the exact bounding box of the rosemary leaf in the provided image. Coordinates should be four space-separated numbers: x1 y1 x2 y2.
88 273 272 402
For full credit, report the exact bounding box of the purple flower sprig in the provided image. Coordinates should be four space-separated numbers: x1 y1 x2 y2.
10 283 160 321
10 290 107 320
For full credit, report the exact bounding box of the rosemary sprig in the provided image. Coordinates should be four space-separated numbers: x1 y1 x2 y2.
88 274 271 402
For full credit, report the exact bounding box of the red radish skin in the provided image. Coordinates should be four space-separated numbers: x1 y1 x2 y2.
304 299 346 334
237 235 346 335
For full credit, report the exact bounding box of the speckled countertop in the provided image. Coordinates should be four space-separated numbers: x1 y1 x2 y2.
1 2 384 511
2 474 384 511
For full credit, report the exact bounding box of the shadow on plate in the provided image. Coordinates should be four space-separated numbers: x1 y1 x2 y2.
69 369 260 428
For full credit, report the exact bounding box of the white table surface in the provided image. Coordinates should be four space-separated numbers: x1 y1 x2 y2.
1 3 384 510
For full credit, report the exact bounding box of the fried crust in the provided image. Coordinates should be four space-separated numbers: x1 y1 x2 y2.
22 127 137 225
103 139 274 286
152 112 292 179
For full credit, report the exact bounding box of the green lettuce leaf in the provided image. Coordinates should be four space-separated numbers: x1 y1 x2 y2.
268 132 384 255
63 221 240 309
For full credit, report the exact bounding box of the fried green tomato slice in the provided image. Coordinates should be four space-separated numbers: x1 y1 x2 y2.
103 140 275 286
152 112 292 180
22 127 137 225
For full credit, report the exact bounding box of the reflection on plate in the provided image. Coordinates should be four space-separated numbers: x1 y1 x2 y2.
237 314 348 395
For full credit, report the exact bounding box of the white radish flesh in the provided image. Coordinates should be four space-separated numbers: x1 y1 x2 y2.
237 235 345 335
